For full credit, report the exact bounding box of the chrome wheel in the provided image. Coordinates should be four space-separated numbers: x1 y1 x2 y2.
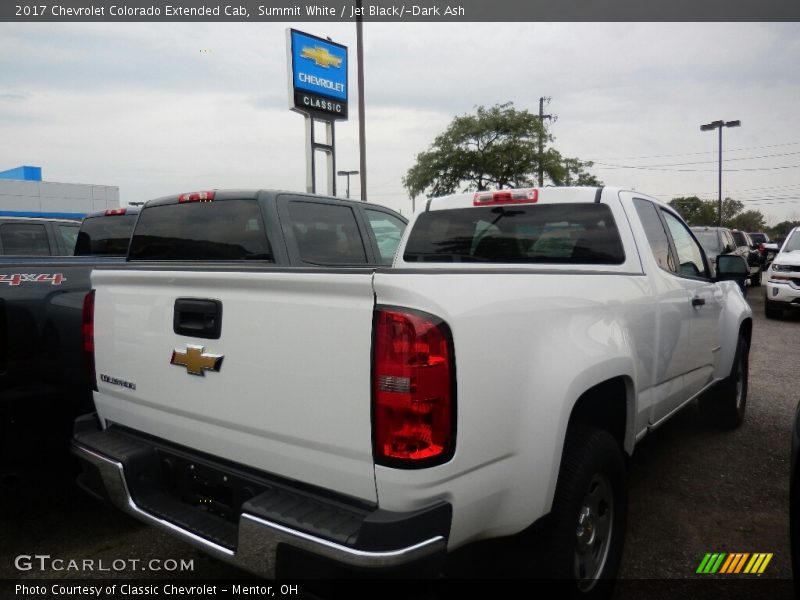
575 473 614 590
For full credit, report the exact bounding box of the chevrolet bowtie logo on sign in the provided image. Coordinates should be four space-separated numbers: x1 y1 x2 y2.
170 345 224 376
696 552 773 575
300 46 342 69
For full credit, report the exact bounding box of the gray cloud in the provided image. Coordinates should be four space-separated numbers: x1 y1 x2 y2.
0 22 799 221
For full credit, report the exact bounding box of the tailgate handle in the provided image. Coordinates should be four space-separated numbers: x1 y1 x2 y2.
174 298 222 339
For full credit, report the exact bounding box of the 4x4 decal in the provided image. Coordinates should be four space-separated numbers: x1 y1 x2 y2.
0 273 66 286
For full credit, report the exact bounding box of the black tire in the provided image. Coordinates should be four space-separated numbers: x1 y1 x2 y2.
547 426 627 598
750 272 761 287
765 299 783 320
699 335 748 430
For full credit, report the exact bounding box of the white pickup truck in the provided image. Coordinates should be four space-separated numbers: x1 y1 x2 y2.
73 186 751 593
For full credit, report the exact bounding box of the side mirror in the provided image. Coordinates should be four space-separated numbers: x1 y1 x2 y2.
723 243 736 254
716 254 748 293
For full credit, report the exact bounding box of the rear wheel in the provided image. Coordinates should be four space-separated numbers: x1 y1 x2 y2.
547 426 627 597
700 335 748 430
750 271 762 287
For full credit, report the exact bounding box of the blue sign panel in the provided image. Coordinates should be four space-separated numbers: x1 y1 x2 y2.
288 29 348 119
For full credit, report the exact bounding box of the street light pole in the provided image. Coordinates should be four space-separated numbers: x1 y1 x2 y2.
337 170 359 199
700 119 741 226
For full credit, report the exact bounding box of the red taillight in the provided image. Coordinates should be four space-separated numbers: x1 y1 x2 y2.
758 243 765 256
82 291 96 391
104 208 127 216
473 188 538 206
373 308 455 466
178 191 216 203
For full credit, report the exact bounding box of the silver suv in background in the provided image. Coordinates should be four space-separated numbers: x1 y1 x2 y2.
765 226 800 319
692 226 761 287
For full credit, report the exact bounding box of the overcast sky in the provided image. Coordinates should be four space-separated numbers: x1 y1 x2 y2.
1 22 799 222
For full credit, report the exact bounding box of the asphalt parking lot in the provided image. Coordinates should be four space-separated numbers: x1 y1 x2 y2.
1 281 798 594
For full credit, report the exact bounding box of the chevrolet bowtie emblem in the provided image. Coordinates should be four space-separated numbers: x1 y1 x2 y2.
300 45 342 69
170 345 224 376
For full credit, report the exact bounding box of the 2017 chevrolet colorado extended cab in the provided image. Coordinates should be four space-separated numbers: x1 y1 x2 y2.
73 187 751 593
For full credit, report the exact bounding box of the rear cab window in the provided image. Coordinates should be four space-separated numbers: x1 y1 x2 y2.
128 198 273 261
75 214 138 256
692 229 722 255
0 223 51 255
403 203 625 265
731 231 748 248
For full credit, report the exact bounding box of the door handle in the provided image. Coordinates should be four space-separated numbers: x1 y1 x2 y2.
174 298 222 339
691 297 705 307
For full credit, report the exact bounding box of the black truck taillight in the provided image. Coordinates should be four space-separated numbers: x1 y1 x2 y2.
372 307 455 467
83 290 96 391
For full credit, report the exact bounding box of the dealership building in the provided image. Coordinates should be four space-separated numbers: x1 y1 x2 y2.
0 165 119 220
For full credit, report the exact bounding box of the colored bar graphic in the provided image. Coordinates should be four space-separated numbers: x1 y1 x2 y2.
719 553 749 573
698 552 772 574
733 553 750 573
696 553 713 573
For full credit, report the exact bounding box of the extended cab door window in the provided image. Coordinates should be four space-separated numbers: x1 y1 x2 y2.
57 223 80 255
286 201 368 265
633 199 677 273
661 211 710 279
0 223 51 255
365 209 406 265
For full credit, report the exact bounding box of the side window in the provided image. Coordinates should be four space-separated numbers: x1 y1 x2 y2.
365 209 406 265
725 231 736 252
661 211 709 279
287 201 368 265
57 224 80 255
0 223 51 255
633 198 676 273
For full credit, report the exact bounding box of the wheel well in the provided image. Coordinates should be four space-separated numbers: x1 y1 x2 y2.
567 377 629 452
740 318 753 347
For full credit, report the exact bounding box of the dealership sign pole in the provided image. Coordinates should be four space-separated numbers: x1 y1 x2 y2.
287 29 348 196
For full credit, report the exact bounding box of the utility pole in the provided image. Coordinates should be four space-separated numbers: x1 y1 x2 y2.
537 97 554 187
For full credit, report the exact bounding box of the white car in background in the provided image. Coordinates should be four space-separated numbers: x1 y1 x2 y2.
765 226 800 319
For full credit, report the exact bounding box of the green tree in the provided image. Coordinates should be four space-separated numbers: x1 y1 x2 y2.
728 210 766 232
669 196 759 228
767 220 800 240
668 197 716 226
560 158 602 186
720 198 744 225
403 103 600 200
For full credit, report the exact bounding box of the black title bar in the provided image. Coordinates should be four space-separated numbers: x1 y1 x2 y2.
4 0 800 22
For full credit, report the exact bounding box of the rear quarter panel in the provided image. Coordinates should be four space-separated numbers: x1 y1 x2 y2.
372 270 654 548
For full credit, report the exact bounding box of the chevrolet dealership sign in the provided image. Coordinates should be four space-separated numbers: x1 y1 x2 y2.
287 29 348 119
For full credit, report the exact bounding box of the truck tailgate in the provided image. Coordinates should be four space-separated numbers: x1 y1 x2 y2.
91 268 378 503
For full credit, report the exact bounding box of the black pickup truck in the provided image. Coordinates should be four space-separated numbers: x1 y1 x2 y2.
124 190 407 265
4 192 406 459
1 208 139 456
